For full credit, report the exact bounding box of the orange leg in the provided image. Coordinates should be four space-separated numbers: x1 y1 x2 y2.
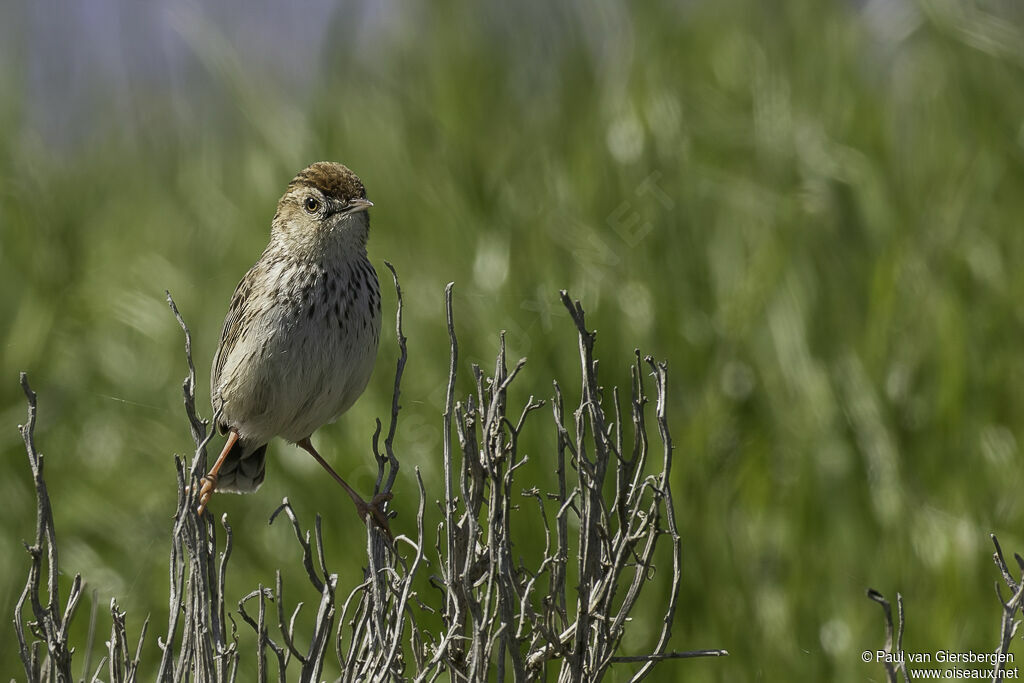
297 438 392 537
197 430 239 516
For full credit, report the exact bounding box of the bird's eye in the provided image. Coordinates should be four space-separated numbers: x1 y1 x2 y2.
303 196 321 214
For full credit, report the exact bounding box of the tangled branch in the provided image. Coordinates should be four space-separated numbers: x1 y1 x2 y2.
868 534 1024 683
13 272 722 681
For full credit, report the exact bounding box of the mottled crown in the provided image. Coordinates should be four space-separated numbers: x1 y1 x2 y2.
287 161 366 202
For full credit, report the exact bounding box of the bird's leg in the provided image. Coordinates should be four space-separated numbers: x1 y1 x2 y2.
198 429 239 516
296 437 392 537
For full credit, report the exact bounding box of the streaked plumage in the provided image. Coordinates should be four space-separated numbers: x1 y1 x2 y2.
202 161 381 503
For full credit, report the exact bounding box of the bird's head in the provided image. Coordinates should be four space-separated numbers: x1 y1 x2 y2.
271 161 373 255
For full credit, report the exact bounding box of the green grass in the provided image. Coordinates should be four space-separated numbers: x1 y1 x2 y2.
4 0 1024 679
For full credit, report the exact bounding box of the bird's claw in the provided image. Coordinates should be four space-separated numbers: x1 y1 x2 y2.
357 492 394 540
197 475 217 516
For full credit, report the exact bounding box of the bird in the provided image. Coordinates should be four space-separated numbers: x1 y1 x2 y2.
197 161 387 531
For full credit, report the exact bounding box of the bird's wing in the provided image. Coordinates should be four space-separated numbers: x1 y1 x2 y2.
210 265 258 423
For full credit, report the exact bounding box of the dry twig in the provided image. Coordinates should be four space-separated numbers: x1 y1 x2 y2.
869 535 1024 683
14 274 720 681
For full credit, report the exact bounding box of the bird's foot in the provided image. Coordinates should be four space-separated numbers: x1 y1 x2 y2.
197 474 218 516
356 491 394 539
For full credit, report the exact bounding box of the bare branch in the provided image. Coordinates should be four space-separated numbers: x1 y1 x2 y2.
866 589 908 683
14 281 718 682
14 373 82 682
611 649 729 663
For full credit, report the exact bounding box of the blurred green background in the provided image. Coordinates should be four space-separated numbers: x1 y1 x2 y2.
3 0 1024 679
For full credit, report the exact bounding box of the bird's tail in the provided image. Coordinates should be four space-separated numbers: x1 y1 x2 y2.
215 440 268 493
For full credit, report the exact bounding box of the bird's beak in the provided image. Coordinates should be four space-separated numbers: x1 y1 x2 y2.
341 198 373 215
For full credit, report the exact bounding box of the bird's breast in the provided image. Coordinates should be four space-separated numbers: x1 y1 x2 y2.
216 255 382 444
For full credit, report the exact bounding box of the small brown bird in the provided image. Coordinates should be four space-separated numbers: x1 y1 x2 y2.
198 161 387 529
